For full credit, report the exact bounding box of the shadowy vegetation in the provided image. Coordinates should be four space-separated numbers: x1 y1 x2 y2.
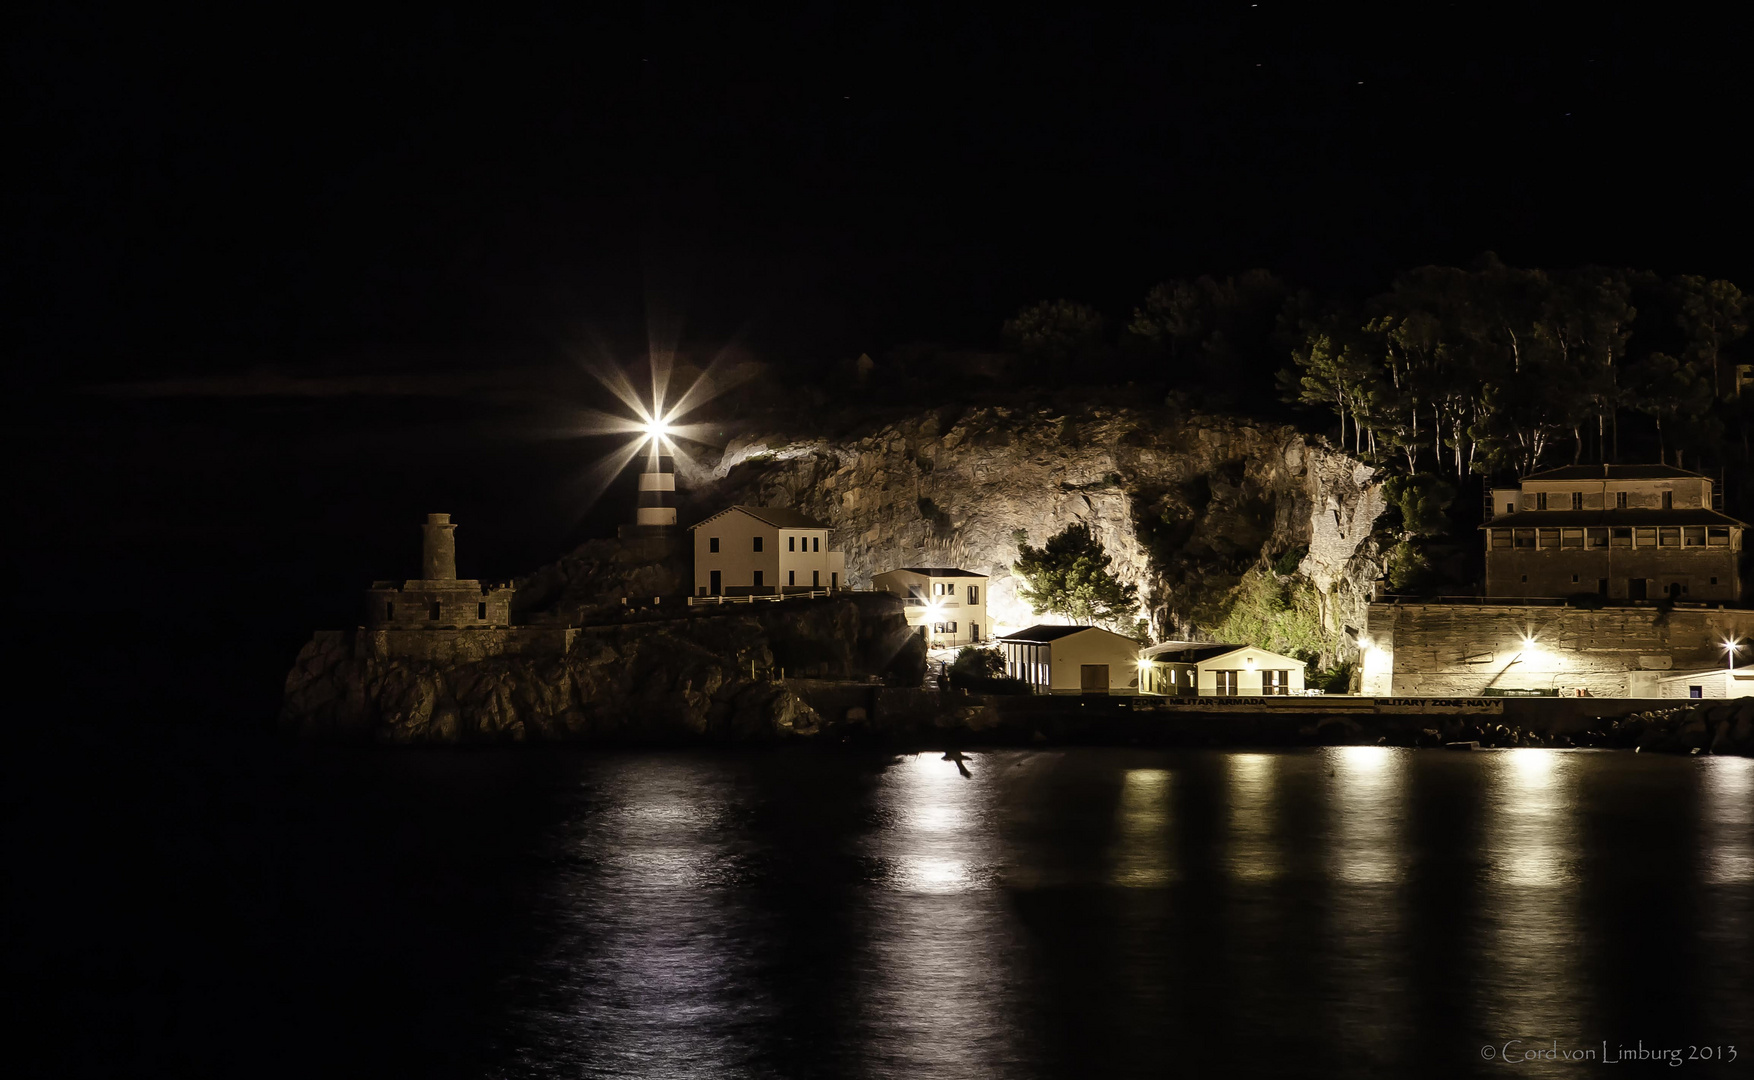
947 646 1029 694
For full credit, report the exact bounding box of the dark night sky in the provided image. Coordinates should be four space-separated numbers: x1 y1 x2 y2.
12 6 1750 381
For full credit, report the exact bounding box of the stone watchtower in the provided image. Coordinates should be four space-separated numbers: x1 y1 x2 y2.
365 514 513 629
355 514 576 663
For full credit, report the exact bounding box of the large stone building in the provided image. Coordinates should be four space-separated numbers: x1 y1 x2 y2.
871 567 988 646
1483 464 1746 602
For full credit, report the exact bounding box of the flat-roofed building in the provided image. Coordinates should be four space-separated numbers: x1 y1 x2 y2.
871 567 988 646
1482 464 1745 602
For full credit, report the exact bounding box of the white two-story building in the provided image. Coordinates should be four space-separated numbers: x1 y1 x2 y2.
872 567 988 647
690 506 846 597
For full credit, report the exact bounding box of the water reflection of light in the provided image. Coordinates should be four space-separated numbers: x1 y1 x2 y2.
1227 753 1281 882
879 754 989 895
1335 744 1392 773
1321 747 1411 1060
859 752 1028 1074
1478 749 1580 1042
1491 750 1576 887
510 759 761 1074
1326 746 1406 884
1703 757 1754 884
1508 746 1557 786
1108 768 1174 887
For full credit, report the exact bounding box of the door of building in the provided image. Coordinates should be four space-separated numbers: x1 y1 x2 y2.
1080 664 1109 694
752 570 764 591
1598 578 1609 597
1628 578 1647 600
710 570 721 595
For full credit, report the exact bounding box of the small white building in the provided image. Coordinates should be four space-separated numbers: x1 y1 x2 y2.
1139 642 1308 696
871 567 989 647
998 624 1143 694
690 506 846 597
1658 668 1754 699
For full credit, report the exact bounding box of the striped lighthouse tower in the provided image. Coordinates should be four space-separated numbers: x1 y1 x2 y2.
635 442 677 527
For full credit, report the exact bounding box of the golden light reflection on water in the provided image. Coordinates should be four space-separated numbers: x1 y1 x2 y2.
1703 756 1754 885
1480 749 1581 1041
1108 768 1175 887
877 753 991 894
1321 746 1412 1062
1492 748 1579 889
1227 753 1282 882
1326 746 1406 885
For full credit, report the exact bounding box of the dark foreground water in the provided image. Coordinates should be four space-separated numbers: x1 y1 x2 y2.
8 739 1752 1078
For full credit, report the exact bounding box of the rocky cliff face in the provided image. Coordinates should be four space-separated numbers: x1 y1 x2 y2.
281 595 924 743
701 402 1386 668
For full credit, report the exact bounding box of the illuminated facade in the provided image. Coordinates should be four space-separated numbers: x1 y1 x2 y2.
997 624 1142 694
689 505 846 597
1361 601 1754 697
1482 464 1745 602
872 567 988 646
1137 642 1308 696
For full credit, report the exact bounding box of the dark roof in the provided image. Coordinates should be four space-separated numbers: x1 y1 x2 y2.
689 505 828 530
1481 508 1747 529
888 567 988 578
999 624 1127 644
1140 643 1246 663
1521 464 1708 481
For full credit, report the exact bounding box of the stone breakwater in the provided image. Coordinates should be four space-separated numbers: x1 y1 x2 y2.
793 692 1754 755
702 401 1386 666
280 595 923 743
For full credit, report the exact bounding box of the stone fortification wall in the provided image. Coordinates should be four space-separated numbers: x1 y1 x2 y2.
365 581 514 628
1364 602 1754 697
354 625 577 664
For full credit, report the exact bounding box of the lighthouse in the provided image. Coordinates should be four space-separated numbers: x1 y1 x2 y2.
635 440 678 527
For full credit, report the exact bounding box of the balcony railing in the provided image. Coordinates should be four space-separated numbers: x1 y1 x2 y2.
688 589 836 606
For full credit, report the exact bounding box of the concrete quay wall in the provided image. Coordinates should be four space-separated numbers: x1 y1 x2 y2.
1363 602 1754 698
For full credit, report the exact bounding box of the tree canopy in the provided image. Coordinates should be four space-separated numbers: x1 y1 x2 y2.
1285 258 1747 477
1012 523 1140 633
